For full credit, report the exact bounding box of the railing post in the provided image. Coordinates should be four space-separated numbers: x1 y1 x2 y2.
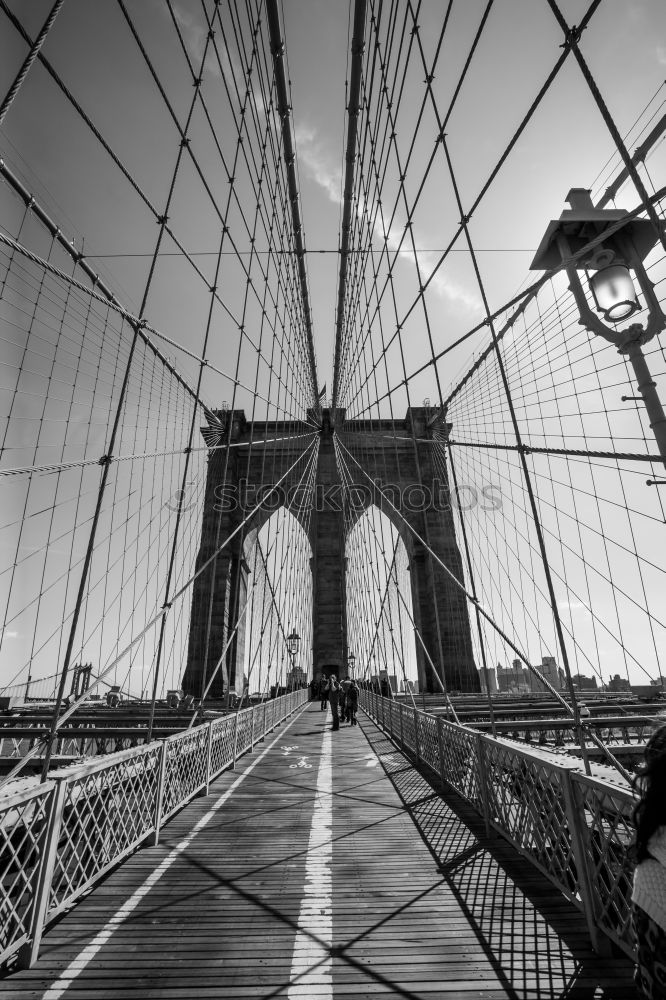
18 779 67 969
262 701 267 740
413 708 420 763
399 703 404 748
475 733 492 839
148 739 168 847
203 721 214 795
232 711 239 770
250 704 256 750
560 769 611 955
436 716 447 788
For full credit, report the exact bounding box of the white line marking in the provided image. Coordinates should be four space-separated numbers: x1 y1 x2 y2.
287 724 333 997
41 713 303 1000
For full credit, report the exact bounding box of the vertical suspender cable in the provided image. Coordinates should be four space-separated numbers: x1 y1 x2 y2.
331 0 367 410
265 0 319 407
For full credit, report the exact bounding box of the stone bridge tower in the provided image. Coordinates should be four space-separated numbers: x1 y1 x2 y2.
181 407 479 698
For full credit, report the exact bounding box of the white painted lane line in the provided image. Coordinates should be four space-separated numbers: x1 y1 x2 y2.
41 712 303 1000
287 724 333 998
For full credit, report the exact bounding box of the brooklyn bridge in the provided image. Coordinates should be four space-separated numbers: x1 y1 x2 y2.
0 0 665 996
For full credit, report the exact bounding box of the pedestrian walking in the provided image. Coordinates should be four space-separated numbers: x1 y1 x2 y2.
320 675 329 712
339 675 350 723
632 722 666 998
328 674 340 730
347 679 359 726
340 675 352 722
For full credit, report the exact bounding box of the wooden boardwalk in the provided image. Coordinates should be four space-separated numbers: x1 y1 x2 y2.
0 705 638 999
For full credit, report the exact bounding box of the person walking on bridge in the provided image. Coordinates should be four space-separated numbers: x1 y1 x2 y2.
340 675 351 722
347 678 359 726
328 674 340 731
632 722 666 999
319 675 329 712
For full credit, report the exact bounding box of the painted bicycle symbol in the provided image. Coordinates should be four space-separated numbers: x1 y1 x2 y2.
289 756 312 769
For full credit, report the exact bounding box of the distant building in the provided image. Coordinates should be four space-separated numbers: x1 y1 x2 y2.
497 661 529 693
540 656 562 691
479 666 497 694
379 670 398 695
606 673 631 692
287 666 307 688
572 672 597 690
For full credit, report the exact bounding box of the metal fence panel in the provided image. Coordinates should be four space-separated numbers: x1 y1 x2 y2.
360 692 638 958
0 782 54 964
48 744 162 917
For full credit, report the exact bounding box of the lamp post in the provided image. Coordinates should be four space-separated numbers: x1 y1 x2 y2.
347 652 356 678
531 188 666 470
286 629 301 690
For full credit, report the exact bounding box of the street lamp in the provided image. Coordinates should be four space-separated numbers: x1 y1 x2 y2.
285 629 301 691
286 629 301 657
531 188 666 469
347 652 356 677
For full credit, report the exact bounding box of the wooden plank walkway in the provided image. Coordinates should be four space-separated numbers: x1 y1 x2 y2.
0 704 638 999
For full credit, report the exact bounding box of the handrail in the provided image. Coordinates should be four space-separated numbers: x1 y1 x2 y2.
0 689 307 969
360 690 638 958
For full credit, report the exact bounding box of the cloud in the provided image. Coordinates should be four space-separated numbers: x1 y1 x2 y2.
164 3 270 118
167 2 220 78
294 123 342 204
2 630 18 639
295 121 480 311
373 205 481 312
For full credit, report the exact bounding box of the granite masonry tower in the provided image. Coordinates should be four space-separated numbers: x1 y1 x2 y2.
181 408 479 698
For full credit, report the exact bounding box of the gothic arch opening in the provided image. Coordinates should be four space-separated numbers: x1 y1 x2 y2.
242 507 313 697
345 505 419 693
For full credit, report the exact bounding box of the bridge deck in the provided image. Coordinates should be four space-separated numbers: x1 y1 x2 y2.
1 705 637 999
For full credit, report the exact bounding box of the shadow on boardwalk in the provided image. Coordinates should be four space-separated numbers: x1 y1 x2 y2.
358 714 638 1000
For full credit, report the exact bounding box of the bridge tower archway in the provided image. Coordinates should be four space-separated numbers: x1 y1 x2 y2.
241 508 313 699
345 506 420 693
182 407 479 700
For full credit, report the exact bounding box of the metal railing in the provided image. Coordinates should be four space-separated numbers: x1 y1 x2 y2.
0 690 307 969
361 691 637 958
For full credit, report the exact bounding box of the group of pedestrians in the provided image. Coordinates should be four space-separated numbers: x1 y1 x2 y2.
317 673 358 731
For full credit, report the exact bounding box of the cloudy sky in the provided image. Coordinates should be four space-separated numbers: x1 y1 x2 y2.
1 0 665 692
2 0 665 390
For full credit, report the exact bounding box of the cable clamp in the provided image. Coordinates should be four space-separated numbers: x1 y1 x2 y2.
180 136 191 147
162 601 172 611
157 215 168 226
192 76 202 88
98 454 113 466
519 444 532 455
561 24 584 49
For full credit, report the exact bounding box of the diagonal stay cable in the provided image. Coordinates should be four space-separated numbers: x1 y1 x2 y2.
0 435 319 789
